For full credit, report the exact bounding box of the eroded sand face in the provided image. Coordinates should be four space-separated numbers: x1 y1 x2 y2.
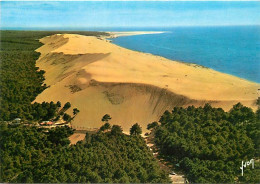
35 34 259 132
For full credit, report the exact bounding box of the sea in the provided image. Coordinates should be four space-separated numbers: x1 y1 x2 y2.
3 26 260 83
111 26 260 83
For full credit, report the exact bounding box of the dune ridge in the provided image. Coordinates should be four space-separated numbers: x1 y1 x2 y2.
34 34 259 132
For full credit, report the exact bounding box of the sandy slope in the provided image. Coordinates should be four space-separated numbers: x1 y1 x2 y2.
34 34 259 132
69 133 86 145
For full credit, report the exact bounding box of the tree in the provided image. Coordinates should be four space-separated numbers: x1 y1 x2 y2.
63 102 71 110
63 113 71 122
57 101 61 108
0 121 170 183
73 108 80 116
256 97 260 120
54 115 60 121
256 97 260 106
147 122 159 130
99 122 111 132
130 123 142 136
153 104 258 183
111 125 123 135
102 114 111 123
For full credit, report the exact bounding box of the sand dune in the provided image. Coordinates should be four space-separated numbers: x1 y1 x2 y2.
35 34 259 132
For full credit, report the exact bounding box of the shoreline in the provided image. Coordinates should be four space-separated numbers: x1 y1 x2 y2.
34 33 259 132
36 33 259 100
107 32 258 84
106 31 259 84
106 31 166 38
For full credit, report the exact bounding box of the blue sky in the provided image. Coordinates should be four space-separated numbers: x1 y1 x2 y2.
1 1 260 29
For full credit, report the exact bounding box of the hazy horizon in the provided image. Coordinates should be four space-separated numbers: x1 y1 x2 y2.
1 25 260 32
1 1 260 29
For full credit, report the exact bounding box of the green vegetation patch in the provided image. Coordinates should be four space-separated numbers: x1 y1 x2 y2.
0 123 169 183
152 103 260 183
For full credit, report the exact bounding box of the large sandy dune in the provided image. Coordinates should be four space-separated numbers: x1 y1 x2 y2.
35 34 259 132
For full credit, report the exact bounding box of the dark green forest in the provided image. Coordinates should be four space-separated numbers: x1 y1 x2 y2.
1 30 260 183
151 103 260 183
0 123 169 183
0 31 108 121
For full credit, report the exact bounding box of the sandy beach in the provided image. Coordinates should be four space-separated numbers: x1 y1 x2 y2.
34 33 259 132
107 31 165 38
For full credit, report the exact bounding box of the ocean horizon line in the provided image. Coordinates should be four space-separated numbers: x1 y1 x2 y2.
1 24 260 31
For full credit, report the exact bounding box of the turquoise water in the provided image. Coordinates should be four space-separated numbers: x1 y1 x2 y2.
112 26 260 83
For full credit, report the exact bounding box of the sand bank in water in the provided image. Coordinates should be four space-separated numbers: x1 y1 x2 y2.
34 34 259 132
108 31 165 38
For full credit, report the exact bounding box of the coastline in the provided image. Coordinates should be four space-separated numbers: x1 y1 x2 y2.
108 29 260 84
106 31 258 85
106 31 166 38
34 33 259 131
